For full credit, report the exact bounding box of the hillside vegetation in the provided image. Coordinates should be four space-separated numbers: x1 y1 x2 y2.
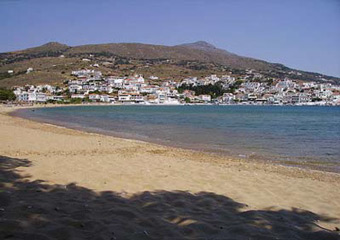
0 41 339 87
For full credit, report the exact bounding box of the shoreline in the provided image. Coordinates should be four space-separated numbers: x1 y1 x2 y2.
1 104 340 237
4 101 340 107
3 104 340 179
2 104 340 182
10 103 340 174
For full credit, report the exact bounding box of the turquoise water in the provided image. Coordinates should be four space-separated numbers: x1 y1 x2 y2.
15 105 340 172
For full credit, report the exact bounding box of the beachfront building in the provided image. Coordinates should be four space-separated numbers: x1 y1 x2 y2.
17 92 29 102
118 90 144 103
10 68 340 105
199 95 211 102
36 93 47 102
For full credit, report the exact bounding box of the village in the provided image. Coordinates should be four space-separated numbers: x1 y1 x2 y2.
11 68 340 106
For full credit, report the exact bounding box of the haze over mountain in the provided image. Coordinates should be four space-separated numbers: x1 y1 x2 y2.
0 41 339 87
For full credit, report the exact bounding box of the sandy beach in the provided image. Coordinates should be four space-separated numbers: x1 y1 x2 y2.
1 105 340 239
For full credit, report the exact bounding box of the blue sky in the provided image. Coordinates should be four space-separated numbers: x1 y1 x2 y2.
0 0 339 77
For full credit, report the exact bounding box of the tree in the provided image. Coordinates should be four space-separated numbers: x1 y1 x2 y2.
177 83 226 98
0 88 16 101
70 98 82 104
63 89 71 98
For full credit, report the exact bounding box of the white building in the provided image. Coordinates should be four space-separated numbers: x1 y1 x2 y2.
18 92 29 102
199 95 211 102
36 93 47 102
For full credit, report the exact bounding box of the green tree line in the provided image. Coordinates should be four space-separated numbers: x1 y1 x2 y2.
177 83 225 98
0 88 16 101
177 80 243 98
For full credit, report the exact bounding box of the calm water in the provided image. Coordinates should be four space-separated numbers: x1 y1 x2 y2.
15 105 340 172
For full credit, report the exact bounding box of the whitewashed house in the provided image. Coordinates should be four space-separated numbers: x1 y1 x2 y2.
89 94 101 101
36 93 47 102
199 95 211 102
18 92 29 102
69 85 82 93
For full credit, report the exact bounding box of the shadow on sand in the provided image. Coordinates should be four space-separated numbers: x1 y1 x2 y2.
0 155 339 240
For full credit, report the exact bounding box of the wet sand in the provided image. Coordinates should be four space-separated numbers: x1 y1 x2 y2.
1 105 340 239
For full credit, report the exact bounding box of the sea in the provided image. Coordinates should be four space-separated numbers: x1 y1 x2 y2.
14 105 340 173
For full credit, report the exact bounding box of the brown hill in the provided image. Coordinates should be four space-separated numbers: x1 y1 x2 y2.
13 42 70 55
0 41 339 87
65 41 276 71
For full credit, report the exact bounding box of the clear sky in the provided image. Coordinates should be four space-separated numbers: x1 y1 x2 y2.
0 0 339 77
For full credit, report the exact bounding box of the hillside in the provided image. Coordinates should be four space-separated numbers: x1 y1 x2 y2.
65 41 273 70
0 41 339 87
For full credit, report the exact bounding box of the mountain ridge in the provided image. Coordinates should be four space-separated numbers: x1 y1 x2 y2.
0 41 339 87
12 42 70 54
176 41 218 50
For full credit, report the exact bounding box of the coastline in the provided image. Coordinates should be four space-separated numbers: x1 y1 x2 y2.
3 103 340 182
1 104 340 238
10 103 340 174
